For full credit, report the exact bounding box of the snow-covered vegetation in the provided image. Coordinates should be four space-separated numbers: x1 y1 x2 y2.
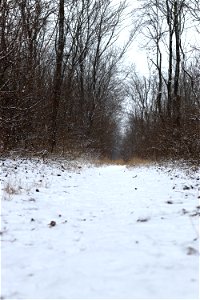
1 158 199 299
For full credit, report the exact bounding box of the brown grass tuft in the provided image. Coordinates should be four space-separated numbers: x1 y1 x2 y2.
126 157 152 166
93 158 126 166
93 157 152 167
3 182 21 195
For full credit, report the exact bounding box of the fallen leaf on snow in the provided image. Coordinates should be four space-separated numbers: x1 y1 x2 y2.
48 221 56 227
187 247 199 256
137 217 150 223
166 200 173 204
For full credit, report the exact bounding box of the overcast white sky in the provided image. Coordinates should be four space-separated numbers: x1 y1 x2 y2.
115 0 150 75
115 0 200 76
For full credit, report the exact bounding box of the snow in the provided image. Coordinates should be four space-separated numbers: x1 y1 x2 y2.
1 158 199 299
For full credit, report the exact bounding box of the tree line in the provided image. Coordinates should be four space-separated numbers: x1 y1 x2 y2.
122 0 200 161
0 0 199 160
0 0 130 157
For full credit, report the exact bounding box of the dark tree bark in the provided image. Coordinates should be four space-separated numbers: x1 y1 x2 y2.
166 0 174 118
50 0 65 153
173 0 182 126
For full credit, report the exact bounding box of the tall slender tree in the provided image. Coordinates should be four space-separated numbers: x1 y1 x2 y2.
50 0 65 152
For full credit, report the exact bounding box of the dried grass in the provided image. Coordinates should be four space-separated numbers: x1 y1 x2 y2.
93 158 125 166
3 182 21 195
93 157 152 167
2 175 49 200
2 180 22 201
126 157 152 166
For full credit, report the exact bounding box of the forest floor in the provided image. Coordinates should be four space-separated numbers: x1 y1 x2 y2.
1 157 199 299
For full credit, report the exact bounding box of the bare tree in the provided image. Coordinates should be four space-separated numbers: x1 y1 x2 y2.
50 0 65 152
0 0 135 158
123 0 200 160
50 0 131 156
0 0 54 151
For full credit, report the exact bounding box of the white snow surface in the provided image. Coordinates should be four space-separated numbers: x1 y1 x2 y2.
0 158 199 299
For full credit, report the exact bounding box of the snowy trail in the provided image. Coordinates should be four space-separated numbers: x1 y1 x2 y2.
1 159 199 299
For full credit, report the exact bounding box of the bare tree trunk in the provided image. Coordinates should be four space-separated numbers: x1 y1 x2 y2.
156 41 163 117
166 0 174 118
173 0 181 126
50 0 65 153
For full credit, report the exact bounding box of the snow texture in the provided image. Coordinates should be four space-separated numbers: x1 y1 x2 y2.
1 158 199 299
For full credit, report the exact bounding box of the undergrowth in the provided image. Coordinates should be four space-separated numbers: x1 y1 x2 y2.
94 157 152 166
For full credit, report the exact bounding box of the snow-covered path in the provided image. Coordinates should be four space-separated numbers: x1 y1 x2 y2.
1 159 199 299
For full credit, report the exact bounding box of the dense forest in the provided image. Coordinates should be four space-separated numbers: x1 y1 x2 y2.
0 0 199 161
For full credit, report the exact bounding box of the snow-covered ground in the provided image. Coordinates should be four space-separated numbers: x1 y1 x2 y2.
0 158 199 299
